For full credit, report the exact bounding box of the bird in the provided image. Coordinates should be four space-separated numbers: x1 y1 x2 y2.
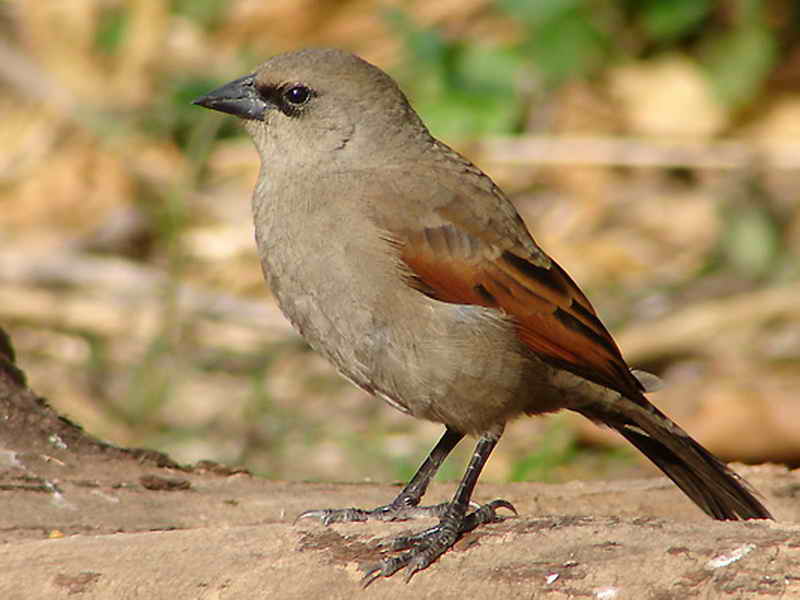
193 48 772 584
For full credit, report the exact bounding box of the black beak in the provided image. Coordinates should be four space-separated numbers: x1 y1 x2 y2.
192 74 268 120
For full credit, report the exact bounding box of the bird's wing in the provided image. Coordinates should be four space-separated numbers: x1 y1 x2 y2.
380 170 644 399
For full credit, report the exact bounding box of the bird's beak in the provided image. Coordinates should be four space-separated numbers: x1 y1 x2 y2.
192 74 269 120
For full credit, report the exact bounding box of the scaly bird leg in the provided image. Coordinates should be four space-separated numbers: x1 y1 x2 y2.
296 426 465 524
361 429 515 585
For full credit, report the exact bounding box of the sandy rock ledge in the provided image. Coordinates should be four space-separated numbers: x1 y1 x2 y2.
1 330 799 599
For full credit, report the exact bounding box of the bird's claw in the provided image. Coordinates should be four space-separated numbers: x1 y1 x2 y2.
295 501 451 526
295 507 369 525
359 498 516 586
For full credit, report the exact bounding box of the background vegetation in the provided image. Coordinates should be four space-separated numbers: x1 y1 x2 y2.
1 0 799 485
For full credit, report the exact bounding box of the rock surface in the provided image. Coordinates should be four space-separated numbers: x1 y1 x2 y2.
2 333 799 599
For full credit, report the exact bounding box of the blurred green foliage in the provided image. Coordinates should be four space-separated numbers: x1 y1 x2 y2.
384 9 524 137
507 417 636 483
702 17 777 108
499 0 611 85
640 0 711 42
387 0 794 137
509 418 579 482
171 0 228 31
94 3 128 55
706 177 790 282
145 75 240 149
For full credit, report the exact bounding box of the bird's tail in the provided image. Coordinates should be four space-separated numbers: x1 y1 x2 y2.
577 395 772 521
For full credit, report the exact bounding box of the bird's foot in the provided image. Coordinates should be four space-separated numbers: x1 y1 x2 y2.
361 499 515 586
295 498 451 525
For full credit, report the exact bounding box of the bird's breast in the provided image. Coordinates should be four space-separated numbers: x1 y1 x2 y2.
249 171 573 433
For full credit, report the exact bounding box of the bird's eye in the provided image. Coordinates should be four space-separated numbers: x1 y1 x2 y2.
283 85 311 106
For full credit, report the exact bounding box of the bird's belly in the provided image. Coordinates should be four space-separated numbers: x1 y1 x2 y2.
269 269 568 433
257 208 578 434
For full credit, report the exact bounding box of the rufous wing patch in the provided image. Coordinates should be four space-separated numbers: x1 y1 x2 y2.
396 223 644 397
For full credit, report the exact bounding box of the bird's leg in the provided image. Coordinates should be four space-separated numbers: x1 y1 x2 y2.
296 427 464 525
362 428 516 585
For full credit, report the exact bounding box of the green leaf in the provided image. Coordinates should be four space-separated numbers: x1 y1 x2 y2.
382 7 448 69
94 5 128 55
641 0 711 42
171 0 227 30
722 203 780 277
497 0 582 26
384 8 524 138
457 44 521 94
704 25 777 108
524 9 609 85
509 420 577 483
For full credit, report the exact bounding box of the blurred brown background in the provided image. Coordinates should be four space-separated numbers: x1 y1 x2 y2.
1 0 799 485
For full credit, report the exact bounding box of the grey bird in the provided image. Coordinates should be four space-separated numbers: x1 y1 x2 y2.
193 48 771 584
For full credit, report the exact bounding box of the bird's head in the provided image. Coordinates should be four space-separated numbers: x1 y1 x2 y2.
194 48 429 168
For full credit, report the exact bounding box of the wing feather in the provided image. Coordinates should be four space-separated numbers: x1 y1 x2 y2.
396 220 643 397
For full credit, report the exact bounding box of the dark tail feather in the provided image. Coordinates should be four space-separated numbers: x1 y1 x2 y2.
578 398 772 521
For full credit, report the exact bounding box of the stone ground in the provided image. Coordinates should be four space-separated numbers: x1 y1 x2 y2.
2 332 799 599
